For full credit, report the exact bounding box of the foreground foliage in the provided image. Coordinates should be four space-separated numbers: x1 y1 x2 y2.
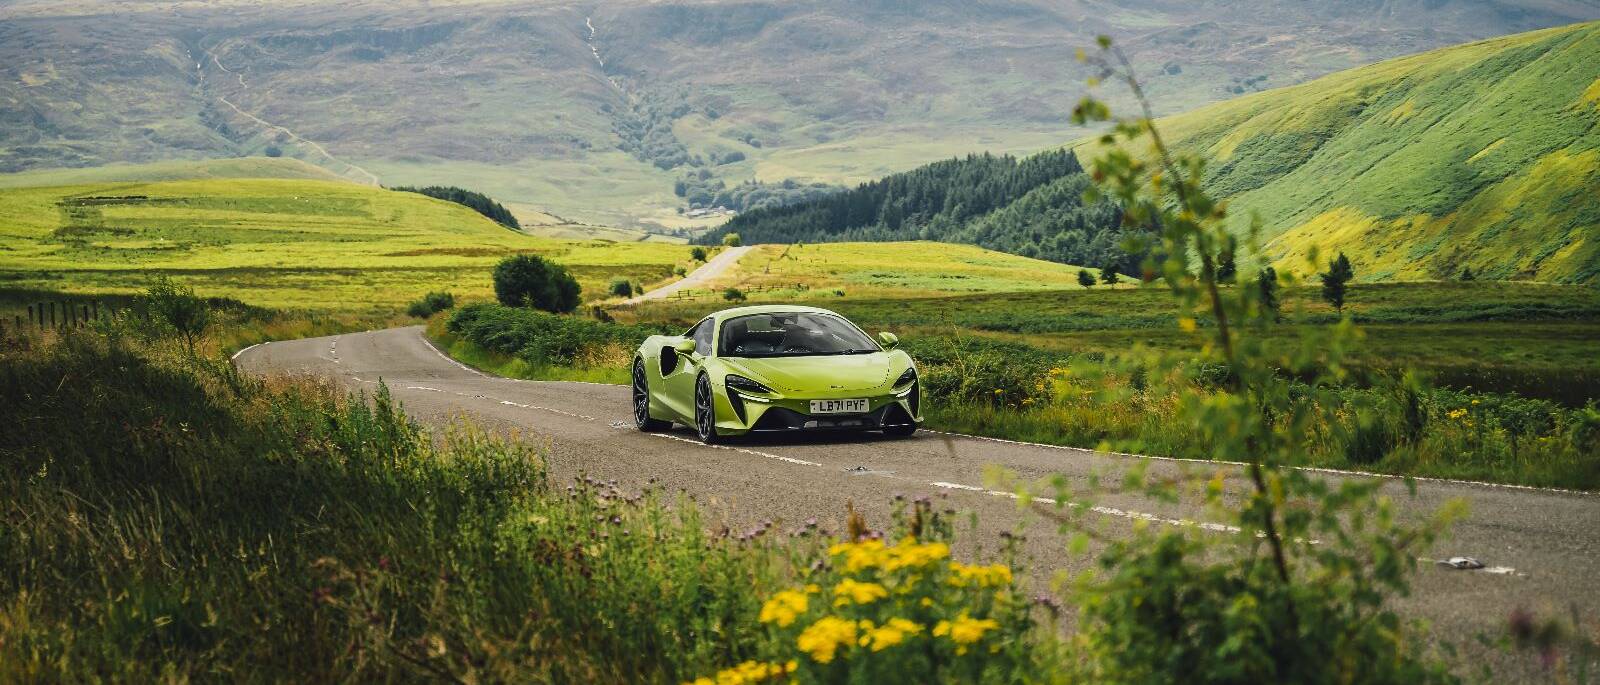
0 330 798 681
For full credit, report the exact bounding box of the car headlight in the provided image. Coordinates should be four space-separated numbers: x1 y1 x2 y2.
894 367 917 388
726 374 774 395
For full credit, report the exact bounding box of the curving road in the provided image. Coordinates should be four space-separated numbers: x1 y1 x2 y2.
626 245 753 303
236 326 1599 678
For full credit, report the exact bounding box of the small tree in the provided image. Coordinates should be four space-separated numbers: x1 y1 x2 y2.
146 277 210 356
608 277 634 298
690 247 708 262
722 233 742 247
1320 252 1354 314
1258 265 1280 322
1100 263 1120 286
1077 269 1096 288
1460 267 1475 281
493 254 581 313
1216 236 1237 283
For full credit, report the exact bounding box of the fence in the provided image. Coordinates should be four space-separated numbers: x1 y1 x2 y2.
664 282 809 302
1 300 115 335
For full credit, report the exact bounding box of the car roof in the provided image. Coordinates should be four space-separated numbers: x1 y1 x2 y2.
710 304 842 321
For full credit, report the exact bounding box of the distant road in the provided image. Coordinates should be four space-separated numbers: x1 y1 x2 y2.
237 326 1600 680
626 245 753 303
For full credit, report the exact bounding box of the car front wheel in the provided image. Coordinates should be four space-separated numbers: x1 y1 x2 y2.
694 373 723 444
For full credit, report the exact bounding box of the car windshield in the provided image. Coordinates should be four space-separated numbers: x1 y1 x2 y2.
719 312 880 358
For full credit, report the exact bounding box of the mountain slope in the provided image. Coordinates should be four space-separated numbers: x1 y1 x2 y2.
1119 20 1600 283
4 0 1598 229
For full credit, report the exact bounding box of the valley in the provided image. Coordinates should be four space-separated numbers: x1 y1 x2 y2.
6 0 1598 230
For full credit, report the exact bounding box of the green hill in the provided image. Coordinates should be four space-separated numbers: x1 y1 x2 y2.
1102 21 1600 283
5 0 1595 229
0 170 689 312
711 21 1600 284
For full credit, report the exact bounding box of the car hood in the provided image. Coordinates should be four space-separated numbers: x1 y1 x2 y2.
726 354 893 392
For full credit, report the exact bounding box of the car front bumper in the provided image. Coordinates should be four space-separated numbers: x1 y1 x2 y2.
718 384 921 435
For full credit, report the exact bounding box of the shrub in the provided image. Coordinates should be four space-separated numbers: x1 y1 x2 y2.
723 287 747 302
690 247 708 262
406 291 455 318
447 303 660 366
723 233 743 247
1077 269 1095 288
493 255 580 313
145 277 209 356
609 277 634 298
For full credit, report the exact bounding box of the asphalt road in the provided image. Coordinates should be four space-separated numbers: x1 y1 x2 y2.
237 326 1599 677
625 245 753 303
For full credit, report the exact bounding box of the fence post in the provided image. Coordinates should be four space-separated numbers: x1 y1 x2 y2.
81 305 89 327
93 301 100 322
27 304 34 327
49 302 56 329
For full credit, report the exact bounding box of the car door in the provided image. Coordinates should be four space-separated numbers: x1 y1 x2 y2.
662 318 713 421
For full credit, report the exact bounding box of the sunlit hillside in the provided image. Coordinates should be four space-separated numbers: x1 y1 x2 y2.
1106 21 1600 283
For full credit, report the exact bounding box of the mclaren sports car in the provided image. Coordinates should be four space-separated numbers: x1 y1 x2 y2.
632 305 921 442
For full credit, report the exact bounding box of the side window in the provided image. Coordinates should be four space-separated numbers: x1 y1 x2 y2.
694 319 714 356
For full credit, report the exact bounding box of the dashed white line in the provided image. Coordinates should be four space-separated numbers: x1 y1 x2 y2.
639 431 823 467
923 429 1596 497
930 481 1242 534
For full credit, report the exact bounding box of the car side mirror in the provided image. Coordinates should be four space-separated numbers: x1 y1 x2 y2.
674 339 698 356
877 332 899 349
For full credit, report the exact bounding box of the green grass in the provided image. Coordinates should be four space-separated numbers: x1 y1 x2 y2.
0 329 821 681
1081 21 1600 283
0 173 697 314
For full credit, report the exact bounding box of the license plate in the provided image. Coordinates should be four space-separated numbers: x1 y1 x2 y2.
810 398 869 414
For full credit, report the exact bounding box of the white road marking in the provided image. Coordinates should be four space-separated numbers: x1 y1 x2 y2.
923 430 1596 497
230 342 261 361
639 431 823 467
418 334 488 377
930 481 1242 534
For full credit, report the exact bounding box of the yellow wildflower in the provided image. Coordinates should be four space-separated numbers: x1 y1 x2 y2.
759 589 809 627
862 618 923 651
683 659 795 685
828 539 888 572
833 578 889 606
883 539 950 572
947 562 1013 588
797 616 857 663
933 612 1001 655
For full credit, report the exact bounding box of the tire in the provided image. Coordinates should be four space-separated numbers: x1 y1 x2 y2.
694 373 724 444
633 359 670 432
883 422 918 438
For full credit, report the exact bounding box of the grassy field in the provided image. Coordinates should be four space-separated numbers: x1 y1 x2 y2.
0 172 702 314
650 242 1110 301
622 277 1600 406
1081 20 1600 284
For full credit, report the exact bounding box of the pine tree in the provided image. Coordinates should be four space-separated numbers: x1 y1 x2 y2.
1460 267 1475 281
1320 252 1354 314
1077 269 1096 288
1100 263 1120 286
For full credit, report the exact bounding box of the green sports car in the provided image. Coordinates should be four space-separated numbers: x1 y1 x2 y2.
632 305 921 442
